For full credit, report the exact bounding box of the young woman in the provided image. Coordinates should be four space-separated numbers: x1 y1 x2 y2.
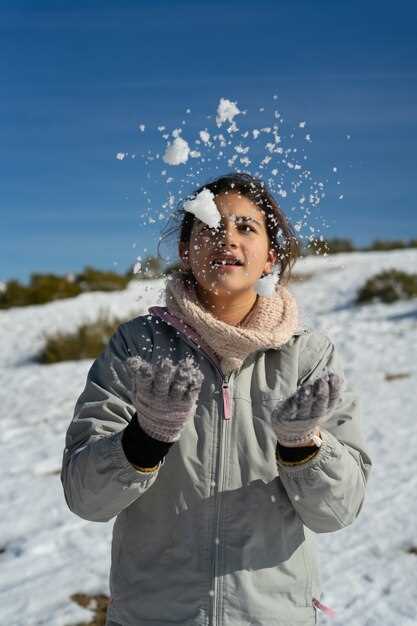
61 172 372 626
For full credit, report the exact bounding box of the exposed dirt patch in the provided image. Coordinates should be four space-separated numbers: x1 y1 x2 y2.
384 372 411 381
70 593 110 626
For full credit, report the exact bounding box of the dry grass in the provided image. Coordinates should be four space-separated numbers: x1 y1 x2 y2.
384 372 411 382
70 593 110 626
37 309 134 364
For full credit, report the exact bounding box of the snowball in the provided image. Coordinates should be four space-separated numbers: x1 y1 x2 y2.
116 152 126 160
299 121 306 128
163 136 190 165
255 272 277 297
252 129 260 139
199 130 211 143
139 124 145 132
216 98 241 127
183 189 221 228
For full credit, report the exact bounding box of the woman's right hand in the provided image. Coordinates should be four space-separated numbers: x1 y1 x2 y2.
126 355 204 443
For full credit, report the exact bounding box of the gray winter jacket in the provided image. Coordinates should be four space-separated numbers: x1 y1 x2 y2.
61 306 372 626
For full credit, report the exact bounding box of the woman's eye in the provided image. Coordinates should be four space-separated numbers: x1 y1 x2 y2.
238 224 256 233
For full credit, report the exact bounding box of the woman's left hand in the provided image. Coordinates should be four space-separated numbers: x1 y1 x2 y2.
271 372 343 448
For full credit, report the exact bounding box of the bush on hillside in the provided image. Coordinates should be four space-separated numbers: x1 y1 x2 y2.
75 266 131 292
0 267 133 309
0 274 83 309
128 255 165 279
366 239 417 252
303 238 356 255
37 310 134 364
356 269 417 304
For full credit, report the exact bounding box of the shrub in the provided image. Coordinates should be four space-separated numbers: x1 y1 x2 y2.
303 238 355 256
75 266 131 292
128 255 165 280
365 239 417 251
0 274 82 309
0 267 133 309
356 269 417 304
37 310 133 364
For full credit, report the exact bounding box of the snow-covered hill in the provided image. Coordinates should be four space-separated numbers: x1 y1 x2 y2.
1 249 416 626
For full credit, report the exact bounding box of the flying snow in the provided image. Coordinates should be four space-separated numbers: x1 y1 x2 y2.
183 188 221 228
216 98 241 127
255 271 279 297
163 136 190 165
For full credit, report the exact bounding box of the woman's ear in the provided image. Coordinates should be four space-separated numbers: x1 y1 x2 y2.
263 248 278 275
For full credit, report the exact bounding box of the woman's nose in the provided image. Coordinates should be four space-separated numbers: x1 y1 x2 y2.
215 222 238 246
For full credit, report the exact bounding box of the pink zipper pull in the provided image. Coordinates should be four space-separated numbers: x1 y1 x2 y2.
222 383 232 420
313 597 336 618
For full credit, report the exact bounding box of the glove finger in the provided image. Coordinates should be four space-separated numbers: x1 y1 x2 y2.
184 369 204 401
296 383 315 420
310 378 330 418
152 357 177 396
126 356 154 395
328 373 343 411
170 356 201 401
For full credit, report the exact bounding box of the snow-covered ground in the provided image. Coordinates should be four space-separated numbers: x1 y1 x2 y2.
1 249 416 626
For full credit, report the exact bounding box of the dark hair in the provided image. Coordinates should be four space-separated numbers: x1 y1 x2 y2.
158 171 301 285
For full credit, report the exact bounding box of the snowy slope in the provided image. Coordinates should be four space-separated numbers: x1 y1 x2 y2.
1 250 416 626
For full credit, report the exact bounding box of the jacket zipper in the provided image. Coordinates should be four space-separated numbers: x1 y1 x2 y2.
312 597 336 618
149 309 233 625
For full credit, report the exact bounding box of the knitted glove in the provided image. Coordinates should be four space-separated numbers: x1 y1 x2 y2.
126 355 204 443
271 371 343 448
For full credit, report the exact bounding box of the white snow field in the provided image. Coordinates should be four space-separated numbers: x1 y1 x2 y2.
1 249 416 626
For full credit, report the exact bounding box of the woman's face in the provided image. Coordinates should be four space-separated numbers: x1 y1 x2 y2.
179 192 277 298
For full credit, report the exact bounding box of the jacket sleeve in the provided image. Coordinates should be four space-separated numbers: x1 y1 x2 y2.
276 331 373 533
60 323 164 523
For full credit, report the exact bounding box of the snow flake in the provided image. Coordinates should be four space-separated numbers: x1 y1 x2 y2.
199 130 211 143
216 97 241 127
183 188 221 228
162 137 190 165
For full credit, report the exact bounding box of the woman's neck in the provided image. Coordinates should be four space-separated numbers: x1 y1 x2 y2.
195 286 258 326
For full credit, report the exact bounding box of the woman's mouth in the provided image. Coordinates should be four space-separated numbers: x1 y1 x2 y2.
210 258 244 270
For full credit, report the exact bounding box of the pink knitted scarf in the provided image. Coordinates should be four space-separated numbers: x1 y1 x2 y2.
164 272 299 376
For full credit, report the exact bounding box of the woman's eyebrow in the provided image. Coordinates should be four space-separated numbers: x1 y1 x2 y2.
233 215 262 226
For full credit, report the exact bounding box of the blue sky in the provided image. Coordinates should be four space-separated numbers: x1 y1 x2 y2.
1 0 416 283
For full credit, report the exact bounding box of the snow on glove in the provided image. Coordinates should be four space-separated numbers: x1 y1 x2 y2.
271 371 343 448
126 355 204 443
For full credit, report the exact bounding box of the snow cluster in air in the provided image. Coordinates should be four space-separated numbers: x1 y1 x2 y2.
216 97 241 126
115 94 351 273
183 189 221 228
254 270 280 297
163 136 190 165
